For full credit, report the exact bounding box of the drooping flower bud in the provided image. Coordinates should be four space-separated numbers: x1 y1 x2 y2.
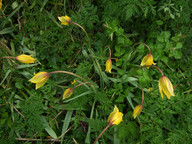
29 72 50 89
105 59 112 73
133 105 143 119
140 54 155 69
58 16 71 25
16 54 35 64
63 88 74 100
159 76 175 99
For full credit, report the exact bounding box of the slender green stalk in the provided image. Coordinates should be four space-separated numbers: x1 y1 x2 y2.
73 82 91 89
49 71 95 89
1 56 16 59
136 65 164 76
133 42 151 54
71 21 91 49
49 71 87 81
93 123 112 144
141 89 144 105
106 46 111 59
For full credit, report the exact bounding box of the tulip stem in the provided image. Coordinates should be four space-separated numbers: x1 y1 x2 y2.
73 82 91 89
71 21 91 49
136 65 164 76
1 56 16 59
148 65 164 76
50 71 87 81
93 123 112 144
134 43 151 54
106 46 111 59
49 71 96 89
141 89 144 105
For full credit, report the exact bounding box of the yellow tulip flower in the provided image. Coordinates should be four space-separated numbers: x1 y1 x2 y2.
29 72 50 89
133 105 143 119
16 54 35 64
63 88 74 100
140 54 155 69
159 76 175 99
58 16 71 25
105 59 112 73
107 105 123 125
0 0 2 10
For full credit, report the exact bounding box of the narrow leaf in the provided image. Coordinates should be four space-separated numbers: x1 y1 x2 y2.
61 110 73 143
42 117 57 139
0 70 11 85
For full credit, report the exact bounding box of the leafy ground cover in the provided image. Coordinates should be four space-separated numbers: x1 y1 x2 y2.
0 0 192 144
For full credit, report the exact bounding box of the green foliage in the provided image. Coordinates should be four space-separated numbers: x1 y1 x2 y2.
0 0 192 143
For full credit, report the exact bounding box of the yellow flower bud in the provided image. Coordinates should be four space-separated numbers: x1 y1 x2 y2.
159 76 175 99
133 105 143 119
105 59 112 73
140 54 155 69
63 88 73 100
16 54 35 64
107 105 123 125
29 72 50 89
58 16 71 25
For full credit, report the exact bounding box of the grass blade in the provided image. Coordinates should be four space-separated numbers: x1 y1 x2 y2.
61 110 73 143
0 27 15 35
0 69 11 85
42 117 57 139
85 100 96 144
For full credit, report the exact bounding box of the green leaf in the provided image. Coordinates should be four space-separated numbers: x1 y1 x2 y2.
7 2 25 19
61 110 73 143
42 117 57 139
126 92 135 110
114 127 120 144
0 27 15 35
85 101 96 144
0 70 11 86
176 42 182 49
16 63 38 69
156 20 163 26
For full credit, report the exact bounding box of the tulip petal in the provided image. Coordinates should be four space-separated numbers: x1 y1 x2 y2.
29 72 48 83
159 76 175 99
63 88 73 100
105 59 112 73
133 105 143 119
140 55 148 66
16 55 35 64
107 105 118 123
36 78 49 90
29 72 49 89
0 0 2 10
112 112 123 125
58 16 71 25
140 54 154 69
158 79 164 98
107 105 123 125
165 77 175 96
